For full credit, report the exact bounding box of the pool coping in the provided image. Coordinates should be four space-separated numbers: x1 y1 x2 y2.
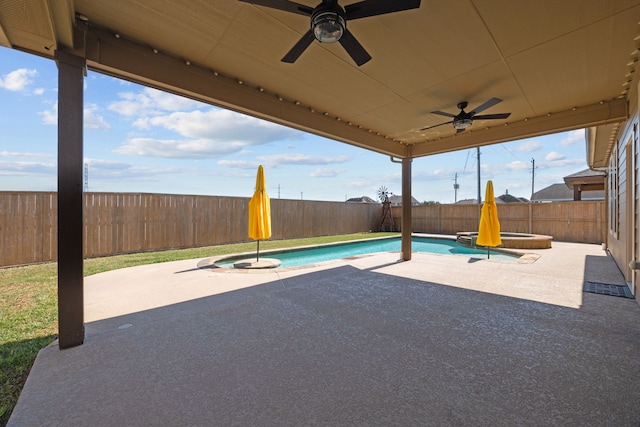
456 231 553 249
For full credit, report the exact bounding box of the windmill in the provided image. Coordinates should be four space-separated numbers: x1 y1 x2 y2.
376 186 395 231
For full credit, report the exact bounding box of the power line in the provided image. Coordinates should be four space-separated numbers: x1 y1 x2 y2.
500 143 518 160
463 149 472 173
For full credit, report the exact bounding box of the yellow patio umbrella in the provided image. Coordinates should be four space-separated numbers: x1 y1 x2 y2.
248 165 271 261
476 180 501 258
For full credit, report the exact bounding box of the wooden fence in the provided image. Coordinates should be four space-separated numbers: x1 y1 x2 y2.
391 201 606 244
1 192 605 267
1 192 380 267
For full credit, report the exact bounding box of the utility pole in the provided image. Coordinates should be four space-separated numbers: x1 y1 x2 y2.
453 173 460 203
530 158 537 199
476 147 481 204
278 184 281 199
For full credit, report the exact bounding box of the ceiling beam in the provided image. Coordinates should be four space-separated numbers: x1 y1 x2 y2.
411 98 628 158
46 0 75 50
71 26 406 158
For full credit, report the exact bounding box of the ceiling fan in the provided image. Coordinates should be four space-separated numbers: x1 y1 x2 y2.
421 98 511 133
238 0 422 66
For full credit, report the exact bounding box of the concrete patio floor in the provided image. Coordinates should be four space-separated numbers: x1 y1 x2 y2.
9 240 640 426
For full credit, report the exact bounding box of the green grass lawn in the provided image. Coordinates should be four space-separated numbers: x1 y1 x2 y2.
0 232 397 425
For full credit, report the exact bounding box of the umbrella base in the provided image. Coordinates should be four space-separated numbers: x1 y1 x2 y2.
233 258 281 269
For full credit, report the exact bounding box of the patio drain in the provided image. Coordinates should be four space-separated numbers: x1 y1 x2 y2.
583 282 634 299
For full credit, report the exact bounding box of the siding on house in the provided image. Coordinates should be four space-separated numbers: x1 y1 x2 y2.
605 84 639 292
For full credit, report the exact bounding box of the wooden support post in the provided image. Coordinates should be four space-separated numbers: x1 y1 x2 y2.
55 50 86 349
573 185 582 201
401 157 412 261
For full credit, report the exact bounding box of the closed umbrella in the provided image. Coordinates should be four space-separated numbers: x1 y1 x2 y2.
476 180 501 258
248 165 271 261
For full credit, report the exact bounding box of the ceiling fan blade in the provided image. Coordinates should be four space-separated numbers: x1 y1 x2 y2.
281 30 315 63
431 110 458 119
238 0 313 16
338 29 372 66
469 97 502 115
420 121 452 131
345 0 421 20
473 113 511 120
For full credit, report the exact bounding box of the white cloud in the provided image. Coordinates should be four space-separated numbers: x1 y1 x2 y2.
118 108 301 159
132 117 152 130
542 151 584 168
474 160 530 180
217 160 261 169
147 109 298 142
257 153 350 166
108 87 203 117
33 88 45 95
84 158 131 170
0 160 55 176
0 151 51 159
559 129 585 146
84 104 111 130
516 140 543 152
0 68 37 91
432 168 453 178
39 102 111 130
412 168 462 180
545 151 565 161
115 137 249 158
504 160 530 171
345 180 373 189
310 168 345 177
40 103 57 125
218 154 351 170
84 158 180 180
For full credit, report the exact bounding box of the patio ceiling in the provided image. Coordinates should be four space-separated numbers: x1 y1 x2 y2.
1 0 638 160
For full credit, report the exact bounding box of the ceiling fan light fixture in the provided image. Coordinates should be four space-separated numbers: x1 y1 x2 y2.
312 11 345 43
453 118 473 129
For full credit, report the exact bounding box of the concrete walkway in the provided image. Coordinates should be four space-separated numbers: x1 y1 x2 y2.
9 241 640 426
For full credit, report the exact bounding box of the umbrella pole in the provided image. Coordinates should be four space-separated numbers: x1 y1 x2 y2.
487 247 490 259
257 240 260 262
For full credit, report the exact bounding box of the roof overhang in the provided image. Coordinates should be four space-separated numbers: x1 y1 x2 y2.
1 0 639 158
586 123 623 168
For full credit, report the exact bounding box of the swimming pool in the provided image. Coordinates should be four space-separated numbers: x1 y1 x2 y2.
212 236 521 269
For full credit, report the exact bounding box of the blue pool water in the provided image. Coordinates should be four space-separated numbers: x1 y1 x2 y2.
215 236 520 269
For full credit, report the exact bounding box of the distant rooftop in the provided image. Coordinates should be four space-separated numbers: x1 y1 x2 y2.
563 168 606 191
496 194 529 203
388 195 420 206
346 196 377 203
456 199 478 205
532 183 604 202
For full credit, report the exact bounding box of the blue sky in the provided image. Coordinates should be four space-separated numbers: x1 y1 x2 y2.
0 47 588 203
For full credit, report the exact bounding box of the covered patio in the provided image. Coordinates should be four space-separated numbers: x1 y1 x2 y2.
3 1 640 424
1 0 638 348
9 240 640 425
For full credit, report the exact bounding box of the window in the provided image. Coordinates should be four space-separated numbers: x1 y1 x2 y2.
609 144 619 238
